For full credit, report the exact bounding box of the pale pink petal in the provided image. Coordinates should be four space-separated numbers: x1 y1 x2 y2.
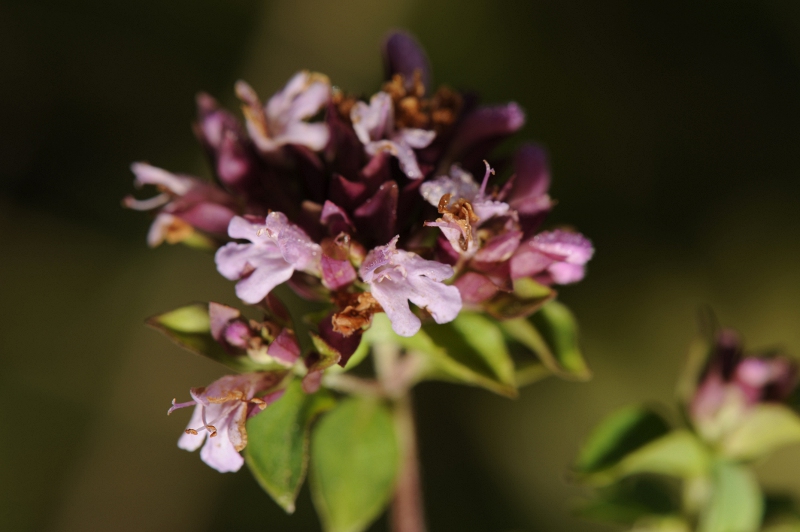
268 329 301 365
351 92 393 144
264 212 321 273
146 213 178 248
472 199 510 221
199 421 244 473
277 122 330 151
454 272 499 304
225 402 250 452
397 128 435 149
370 280 422 337
227 216 265 241
360 238 461 336
509 247 553 280
321 255 357 289
131 162 193 195
233 257 295 304
540 262 586 284
177 405 206 451
388 140 425 179
209 302 241 342
424 218 470 255
283 77 330 122
474 230 522 263
530 230 594 264
419 167 480 206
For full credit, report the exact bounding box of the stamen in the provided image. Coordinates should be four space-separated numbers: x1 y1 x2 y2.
479 160 495 197
184 428 199 435
167 398 197 415
123 193 170 211
201 406 218 437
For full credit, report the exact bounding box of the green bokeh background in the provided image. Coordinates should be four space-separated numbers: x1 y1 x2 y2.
3 1 800 530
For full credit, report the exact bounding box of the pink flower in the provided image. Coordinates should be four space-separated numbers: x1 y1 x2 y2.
421 162 511 255
359 236 461 337
168 373 282 473
236 71 331 153
216 212 322 304
123 163 238 247
351 92 435 179
510 229 594 285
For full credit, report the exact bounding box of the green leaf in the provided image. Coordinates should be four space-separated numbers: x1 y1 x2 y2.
613 430 710 481
245 381 335 513
698 459 763 532
575 475 681 525
484 277 555 320
146 303 269 373
365 312 518 397
308 333 343 371
575 406 671 475
721 404 800 461
500 300 591 381
310 397 399 532
628 516 692 532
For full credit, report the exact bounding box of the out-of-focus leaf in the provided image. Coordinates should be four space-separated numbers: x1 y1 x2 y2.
762 494 800 532
309 333 342 371
514 361 551 387
485 277 555 320
761 522 800 532
310 397 399 532
575 406 671 475
245 381 335 513
146 303 269 372
612 430 710 481
365 313 518 397
629 516 692 532
501 299 591 381
698 459 763 532
720 404 800 461
575 475 680 525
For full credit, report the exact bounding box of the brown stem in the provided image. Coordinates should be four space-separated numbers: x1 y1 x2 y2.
391 392 427 532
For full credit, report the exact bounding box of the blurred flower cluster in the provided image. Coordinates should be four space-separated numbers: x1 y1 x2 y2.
573 322 800 532
128 31 593 530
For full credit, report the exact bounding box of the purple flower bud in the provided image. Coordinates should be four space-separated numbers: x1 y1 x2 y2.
444 103 525 169
502 144 553 233
353 181 399 246
454 272 500 305
510 230 594 284
382 31 432 93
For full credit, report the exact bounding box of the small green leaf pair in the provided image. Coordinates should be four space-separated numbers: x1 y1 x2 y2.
575 406 764 532
365 299 590 398
246 381 400 532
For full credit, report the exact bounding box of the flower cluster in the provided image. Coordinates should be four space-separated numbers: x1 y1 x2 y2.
574 325 800 532
130 32 593 473
690 328 798 444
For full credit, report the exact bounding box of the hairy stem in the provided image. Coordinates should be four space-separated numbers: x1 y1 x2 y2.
391 392 427 532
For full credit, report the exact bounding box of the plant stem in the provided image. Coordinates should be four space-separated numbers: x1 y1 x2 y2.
391 391 427 532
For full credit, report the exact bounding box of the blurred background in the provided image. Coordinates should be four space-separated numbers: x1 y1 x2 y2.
3 1 800 530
